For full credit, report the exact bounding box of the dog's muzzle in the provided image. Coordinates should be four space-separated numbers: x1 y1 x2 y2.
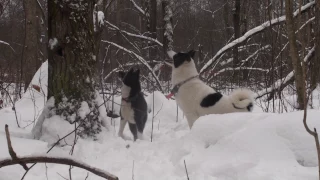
164 60 173 66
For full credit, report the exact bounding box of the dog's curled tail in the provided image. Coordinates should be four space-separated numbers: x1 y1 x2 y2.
229 88 254 112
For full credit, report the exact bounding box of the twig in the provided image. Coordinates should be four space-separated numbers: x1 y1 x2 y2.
1 86 20 128
57 172 68 180
132 160 135 180
45 163 49 180
184 160 190 180
5 124 28 170
85 172 89 180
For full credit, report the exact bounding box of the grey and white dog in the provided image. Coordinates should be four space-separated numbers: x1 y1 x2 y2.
166 50 254 129
118 68 148 141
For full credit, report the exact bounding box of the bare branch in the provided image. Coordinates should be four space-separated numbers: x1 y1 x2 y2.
200 1 315 74
5 125 28 170
105 20 163 47
101 40 164 92
128 0 146 16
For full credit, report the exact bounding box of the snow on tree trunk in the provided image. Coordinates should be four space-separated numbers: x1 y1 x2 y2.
162 0 173 52
45 0 102 138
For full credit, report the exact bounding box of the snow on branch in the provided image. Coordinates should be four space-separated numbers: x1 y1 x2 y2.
104 20 163 46
200 1 315 74
129 0 146 16
1 125 118 180
214 67 269 77
101 40 164 92
104 62 141 81
0 40 15 53
255 46 315 99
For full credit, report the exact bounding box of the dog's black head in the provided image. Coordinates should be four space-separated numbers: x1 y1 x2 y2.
118 68 141 91
166 50 196 68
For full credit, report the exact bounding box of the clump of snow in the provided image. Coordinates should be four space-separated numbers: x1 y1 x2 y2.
78 101 90 119
40 115 76 146
48 38 58 50
97 11 104 26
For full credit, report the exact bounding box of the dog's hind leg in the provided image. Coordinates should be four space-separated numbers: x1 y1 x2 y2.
118 118 127 138
128 123 138 141
185 113 199 129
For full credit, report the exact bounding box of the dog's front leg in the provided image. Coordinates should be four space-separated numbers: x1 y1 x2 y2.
118 118 127 138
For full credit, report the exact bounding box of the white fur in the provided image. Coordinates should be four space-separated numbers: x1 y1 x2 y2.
170 55 254 129
118 84 136 138
167 50 177 59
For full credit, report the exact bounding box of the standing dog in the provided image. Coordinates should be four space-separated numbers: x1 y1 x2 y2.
118 68 148 141
166 50 254 129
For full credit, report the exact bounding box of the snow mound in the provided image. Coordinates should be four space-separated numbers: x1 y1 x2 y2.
0 61 48 132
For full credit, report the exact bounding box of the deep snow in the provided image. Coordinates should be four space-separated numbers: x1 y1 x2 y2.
0 61 320 180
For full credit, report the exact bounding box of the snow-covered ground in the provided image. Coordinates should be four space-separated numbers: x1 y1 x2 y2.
1 62 320 180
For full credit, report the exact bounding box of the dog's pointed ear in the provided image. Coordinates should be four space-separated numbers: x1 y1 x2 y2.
167 50 177 59
188 50 196 58
118 71 125 79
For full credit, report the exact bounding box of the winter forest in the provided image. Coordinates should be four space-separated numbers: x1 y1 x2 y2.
1 0 320 179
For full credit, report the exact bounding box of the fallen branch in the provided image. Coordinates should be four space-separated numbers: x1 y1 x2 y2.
0 155 118 180
5 125 28 170
1 125 119 180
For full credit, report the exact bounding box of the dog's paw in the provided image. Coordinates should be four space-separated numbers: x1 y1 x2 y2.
118 133 132 141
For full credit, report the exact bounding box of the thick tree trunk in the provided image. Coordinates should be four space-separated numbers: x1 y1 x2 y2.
311 0 320 91
22 0 41 91
285 0 305 109
48 0 101 137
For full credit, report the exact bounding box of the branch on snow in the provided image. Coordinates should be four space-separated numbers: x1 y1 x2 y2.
101 40 164 92
200 1 315 74
1 125 119 180
255 46 315 100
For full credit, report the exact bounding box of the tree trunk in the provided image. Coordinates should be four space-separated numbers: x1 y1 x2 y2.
311 0 320 91
233 0 241 82
48 0 101 137
285 0 305 109
22 0 41 91
149 0 157 62
162 0 173 53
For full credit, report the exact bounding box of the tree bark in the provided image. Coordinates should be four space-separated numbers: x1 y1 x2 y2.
149 0 157 62
233 0 241 81
285 0 305 109
22 0 41 91
162 0 173 53
311 0 320 91
48 0 101 137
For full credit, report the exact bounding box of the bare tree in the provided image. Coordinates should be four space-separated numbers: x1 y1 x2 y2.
285 0 305 109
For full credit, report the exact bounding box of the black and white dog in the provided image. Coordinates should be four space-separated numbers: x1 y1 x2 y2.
118 68 148 141
166 50 254 129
